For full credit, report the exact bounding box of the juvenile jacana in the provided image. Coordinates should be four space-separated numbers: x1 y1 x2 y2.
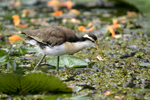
22 26 101 71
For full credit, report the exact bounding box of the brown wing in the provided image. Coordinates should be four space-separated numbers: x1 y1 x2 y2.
22 26 78 46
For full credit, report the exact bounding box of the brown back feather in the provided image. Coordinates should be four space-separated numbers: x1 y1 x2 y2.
22 26 78 46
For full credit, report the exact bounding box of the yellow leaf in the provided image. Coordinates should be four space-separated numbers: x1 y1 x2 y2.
105 91 111 96
12 15 20 26
53 10 63 16
8 35 22 44
78 26 85 31
67 0 72 9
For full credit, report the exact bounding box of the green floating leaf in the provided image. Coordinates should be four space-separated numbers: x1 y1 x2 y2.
13 94 72 100
111 0 150 15
123 0 150 15
0 50 9 64
47 55 88 67
0 73 72 94
70 94 90 100
139 63 150 67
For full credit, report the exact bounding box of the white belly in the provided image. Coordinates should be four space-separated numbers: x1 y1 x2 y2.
35 44 67 56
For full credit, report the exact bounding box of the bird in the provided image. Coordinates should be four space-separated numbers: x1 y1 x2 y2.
22 26 102 71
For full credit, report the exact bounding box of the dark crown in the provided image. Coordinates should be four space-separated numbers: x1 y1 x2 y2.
88 34 97 41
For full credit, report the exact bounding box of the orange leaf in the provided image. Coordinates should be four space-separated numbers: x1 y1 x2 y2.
67 86 75 89
114 96 122 100
8 35 22 44
53 10 63 16
107 25 115 37
112 19 121 28
25 54 31 57
87 22 93 27
113 19 118 25
12 15 20 26
78 26 85 31
105 91 111 96
69 9 80 15
85 26 95 32
67 0 72 9
47 0 59 6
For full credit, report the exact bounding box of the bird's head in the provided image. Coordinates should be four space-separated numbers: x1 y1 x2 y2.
83 34 103 55
83 34 97 43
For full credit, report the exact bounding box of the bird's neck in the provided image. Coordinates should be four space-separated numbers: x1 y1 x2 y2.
75 40 94 48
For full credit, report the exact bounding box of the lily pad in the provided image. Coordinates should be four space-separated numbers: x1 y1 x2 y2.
0 73 72 94
123 0 150 15
47 55 88 67
111 0 150 15
70 94 90 100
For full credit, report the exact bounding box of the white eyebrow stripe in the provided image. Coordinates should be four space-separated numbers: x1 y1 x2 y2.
83 34 95 42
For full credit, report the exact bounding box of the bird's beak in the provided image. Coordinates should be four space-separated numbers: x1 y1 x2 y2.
95 42 103 56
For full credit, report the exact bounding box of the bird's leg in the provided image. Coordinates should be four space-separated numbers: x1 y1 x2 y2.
34 55 46 70
56 56 59 72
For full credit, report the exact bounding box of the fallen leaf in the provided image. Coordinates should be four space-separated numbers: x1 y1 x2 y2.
53 10 63 16
12 15 20 26
97 55 103 60
105 91 111 96
114 96 122 100
78 26 86 31
19 64 31 67
12 15 28 28
67 0 72 9
85 26 95 32
67 86 75 89
48 0 59 6
47 0 60 10
107 25 115 37
69 9 80 15
113 19 118 25
8 35 22 44
25 54 31 57
111 19 121 29
87 22 93 27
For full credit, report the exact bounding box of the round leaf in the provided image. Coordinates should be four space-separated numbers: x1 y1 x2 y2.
47 55 88 67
